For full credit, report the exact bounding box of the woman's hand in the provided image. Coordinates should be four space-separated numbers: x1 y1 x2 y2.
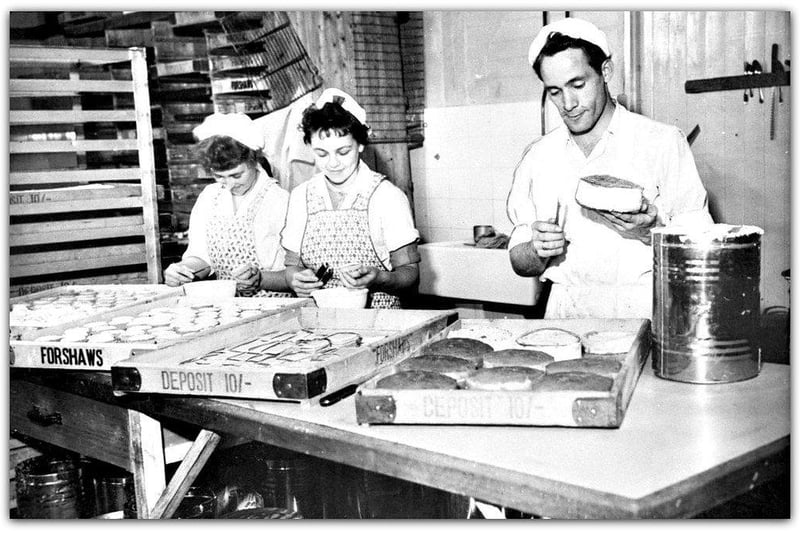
164 262 196 287
339 264 379 289
231 264 262 296
289 268 324 297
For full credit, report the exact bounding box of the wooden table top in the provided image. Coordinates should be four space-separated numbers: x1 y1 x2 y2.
142 362 790 518
11 362 790 518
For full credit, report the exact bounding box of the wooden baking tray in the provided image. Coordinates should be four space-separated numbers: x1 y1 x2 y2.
355 318 651 428
9 284 182 340
110 307 458 405
9 294 311 371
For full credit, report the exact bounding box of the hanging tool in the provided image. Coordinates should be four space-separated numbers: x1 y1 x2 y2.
771 43 785 103
752 60 765 103
743 61 752 102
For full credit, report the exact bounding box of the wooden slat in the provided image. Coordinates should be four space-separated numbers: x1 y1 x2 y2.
10 138 139 154
10 197 142 215
10 45 133 65
10 168 143 186
10 109 137 124
149 430 222 519
128 411 168 519
9 271 151 298
10 216 144 246
10 245 148 277
10 79 134 95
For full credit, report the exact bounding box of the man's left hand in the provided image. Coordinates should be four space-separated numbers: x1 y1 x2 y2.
591 198 659 244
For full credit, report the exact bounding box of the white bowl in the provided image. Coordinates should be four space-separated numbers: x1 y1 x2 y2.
311 287 368 308
183 280 236 302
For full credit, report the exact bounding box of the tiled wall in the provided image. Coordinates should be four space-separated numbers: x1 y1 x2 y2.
410 101 540 243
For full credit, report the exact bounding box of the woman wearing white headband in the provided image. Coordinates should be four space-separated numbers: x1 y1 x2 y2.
281 88 420 308
163 113 292 296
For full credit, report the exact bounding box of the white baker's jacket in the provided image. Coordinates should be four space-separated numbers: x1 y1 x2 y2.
507 103 713 318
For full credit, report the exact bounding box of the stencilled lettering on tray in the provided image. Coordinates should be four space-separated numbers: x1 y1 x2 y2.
422 393 494 419
10 192 49 205
160 370 215 392
374 335 411 366
40 345 104 367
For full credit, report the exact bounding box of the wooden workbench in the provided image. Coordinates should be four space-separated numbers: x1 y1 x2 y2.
10 362 790 518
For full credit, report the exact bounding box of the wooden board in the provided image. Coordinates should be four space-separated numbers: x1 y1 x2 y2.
10 295 311 371
355 318 651 428
111 307 458 404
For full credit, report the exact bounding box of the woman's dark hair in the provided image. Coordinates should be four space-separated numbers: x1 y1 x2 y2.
300 99 370 146
532 32 610 79
196 135 271 176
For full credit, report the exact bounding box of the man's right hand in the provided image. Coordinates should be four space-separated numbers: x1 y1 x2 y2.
531 220 566 258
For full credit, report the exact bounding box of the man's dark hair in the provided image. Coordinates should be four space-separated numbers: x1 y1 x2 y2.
300 99 370 146
532 31 610 79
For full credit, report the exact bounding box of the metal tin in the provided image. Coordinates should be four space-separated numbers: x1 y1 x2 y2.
652 224 763 383
15 456 82 519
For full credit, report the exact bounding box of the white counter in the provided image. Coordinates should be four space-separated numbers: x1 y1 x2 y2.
418 241 542 306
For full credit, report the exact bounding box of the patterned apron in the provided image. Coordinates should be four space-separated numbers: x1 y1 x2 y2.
300 172 400 309
206 181 292 298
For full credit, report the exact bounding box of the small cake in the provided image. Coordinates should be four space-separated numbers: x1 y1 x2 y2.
463 366 545 391
421 338 493 367
532 371 614 392
515 327 582 361
376 370 459 390
575 175 644 213
545 357 622 378
582 330 637 356
483 349 554 371
397 355 478 384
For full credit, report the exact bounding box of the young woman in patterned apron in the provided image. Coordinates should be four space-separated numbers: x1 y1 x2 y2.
163 113 293 297
281 89 421 309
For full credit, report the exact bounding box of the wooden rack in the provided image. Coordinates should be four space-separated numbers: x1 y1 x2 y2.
9 45 161 296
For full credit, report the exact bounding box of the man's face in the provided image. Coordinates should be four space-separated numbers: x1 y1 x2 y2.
539 47 609 136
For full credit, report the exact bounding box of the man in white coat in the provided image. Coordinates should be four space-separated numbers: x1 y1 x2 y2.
507 17 713 318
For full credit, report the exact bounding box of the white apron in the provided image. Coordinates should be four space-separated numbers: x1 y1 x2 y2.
206 180 292 298
300 172 400 309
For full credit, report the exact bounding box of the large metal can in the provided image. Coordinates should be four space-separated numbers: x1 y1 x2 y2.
652 224 763 383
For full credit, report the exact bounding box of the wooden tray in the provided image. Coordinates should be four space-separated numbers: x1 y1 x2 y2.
110 307 458 405
9 284 181 339
355 318 651 428
10 294 310 371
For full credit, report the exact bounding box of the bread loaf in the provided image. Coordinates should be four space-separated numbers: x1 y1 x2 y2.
575 175 644 213
483 349 554 371
531 371 614 392
463 366 545 391
422 338 493 367
376 370 459 390
397 355 477 384
545 357 622 378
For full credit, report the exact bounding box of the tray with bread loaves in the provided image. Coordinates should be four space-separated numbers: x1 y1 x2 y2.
9 290 311 371
355 318 651 428
110 307 458 406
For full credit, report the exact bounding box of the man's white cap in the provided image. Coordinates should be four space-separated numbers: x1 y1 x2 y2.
315 87 368 126
528 17 610 67
193 112 265 151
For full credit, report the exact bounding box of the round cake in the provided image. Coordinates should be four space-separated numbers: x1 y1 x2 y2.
582 330 637 355
532 371 614 392
463 366 545 391
376 370 459 390
483 349 554 371
575 175 644 213
515 327 582 361
421 338 493 367
397 355 477 384
545 357 622 378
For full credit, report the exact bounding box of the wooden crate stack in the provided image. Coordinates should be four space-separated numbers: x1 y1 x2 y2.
205 11 322 116
9 45 161 297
